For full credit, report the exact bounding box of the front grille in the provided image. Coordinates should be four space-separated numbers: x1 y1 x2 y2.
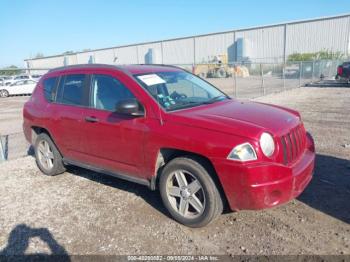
281 125 306 165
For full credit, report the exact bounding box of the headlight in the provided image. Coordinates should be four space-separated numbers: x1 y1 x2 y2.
260 132 275 157
227 143 257 162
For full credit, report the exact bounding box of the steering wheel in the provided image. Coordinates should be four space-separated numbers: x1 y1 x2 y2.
170 91 187 100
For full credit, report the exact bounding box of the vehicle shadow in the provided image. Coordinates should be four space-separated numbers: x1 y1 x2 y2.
0 224 70 261
27 145 34 156
298 153 350 224
27 145 170 218
305 80 350 88
67 165 171 218
27 147 350 223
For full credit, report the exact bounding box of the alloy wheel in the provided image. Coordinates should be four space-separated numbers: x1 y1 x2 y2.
0 90 9 98
37 140 54 171
166 170 206 219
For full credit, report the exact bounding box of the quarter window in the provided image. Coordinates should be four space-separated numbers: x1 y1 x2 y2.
90 74 135 111
43 77 58 102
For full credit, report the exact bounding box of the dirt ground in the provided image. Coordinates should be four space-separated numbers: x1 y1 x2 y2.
0 96 28 135
0 87 349 257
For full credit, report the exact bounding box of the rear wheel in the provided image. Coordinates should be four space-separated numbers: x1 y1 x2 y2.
0 89 9 98
159 156 223 227
34 133 65 176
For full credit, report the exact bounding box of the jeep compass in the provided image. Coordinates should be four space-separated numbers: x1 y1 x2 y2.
23 64 315 227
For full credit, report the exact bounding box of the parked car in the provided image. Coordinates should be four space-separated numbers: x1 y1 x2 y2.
23 64 315 227
2 75 15 86
0 79 37 97
31 74 43 81
335 62 350 82
3 75 34 86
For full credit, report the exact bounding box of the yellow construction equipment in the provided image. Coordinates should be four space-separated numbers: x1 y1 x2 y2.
194 55 234 78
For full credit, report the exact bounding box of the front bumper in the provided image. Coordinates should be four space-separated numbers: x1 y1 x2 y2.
213 147 315 211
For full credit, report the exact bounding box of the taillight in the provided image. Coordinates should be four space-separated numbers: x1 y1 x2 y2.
337 66 343 76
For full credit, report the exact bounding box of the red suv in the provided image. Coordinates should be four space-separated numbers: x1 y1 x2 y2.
23 64 315 227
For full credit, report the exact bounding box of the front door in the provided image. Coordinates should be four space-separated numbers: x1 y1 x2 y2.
81 73 146 177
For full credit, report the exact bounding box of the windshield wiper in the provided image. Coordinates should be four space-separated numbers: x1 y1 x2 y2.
166 96 229 111
202 95 229 104
166 101 201 110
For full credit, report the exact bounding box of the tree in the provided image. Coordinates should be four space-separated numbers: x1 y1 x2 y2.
62 51 74 55
0 65 23 76
288 50 344 62
34 52 44 58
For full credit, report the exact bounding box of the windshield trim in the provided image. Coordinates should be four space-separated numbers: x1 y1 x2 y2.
132 70 230 112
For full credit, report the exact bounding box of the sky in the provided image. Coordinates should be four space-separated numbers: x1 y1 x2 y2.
0 0 350 67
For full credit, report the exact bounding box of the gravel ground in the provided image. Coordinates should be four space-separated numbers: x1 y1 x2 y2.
0 87 349 257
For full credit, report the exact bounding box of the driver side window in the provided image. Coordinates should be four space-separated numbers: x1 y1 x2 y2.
90 74 135 111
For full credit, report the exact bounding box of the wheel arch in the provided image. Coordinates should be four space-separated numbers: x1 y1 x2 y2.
153 147 229 208
31 126 63 156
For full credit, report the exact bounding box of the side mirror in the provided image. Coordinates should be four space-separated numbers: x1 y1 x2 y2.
115 99 144 116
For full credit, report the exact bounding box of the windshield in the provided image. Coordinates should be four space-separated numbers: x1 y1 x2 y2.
134 71 228 111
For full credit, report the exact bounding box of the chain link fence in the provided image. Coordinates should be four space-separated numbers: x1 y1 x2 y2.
0 133 31 162
176 59 346 98
0 59 346 98
0 58 346 162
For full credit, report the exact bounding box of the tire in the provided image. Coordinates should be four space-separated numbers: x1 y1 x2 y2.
199 72 207 78
34 133 66 176
217 68 227 78
159 156 223 227
0 89 9 98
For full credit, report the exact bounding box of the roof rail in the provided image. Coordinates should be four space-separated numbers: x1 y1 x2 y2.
137 64 182 68
136 64 191 72
48 63 126 73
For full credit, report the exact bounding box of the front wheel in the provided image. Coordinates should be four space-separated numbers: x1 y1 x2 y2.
0 89 9 98
159 156 223 227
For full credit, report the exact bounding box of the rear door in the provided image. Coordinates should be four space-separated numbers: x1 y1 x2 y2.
51 73 90 161
81 73 146 177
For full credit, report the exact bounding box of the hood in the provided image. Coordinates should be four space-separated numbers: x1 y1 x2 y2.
167 99 300 139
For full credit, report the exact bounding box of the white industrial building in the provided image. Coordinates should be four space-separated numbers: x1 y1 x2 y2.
25 14 350 69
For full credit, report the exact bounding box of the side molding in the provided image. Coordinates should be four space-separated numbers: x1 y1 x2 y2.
63 158 152 188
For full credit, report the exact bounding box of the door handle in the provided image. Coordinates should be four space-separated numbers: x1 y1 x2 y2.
85 116 99 123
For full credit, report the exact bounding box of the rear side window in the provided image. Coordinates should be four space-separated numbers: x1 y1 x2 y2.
57 74 87 106
43 77 58 102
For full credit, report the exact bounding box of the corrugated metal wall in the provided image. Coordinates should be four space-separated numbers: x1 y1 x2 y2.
137 42 162 64
114 46 138 64
162 38 194 65
27 55 65 68
194 32 234 63
236 25 285 63
65 54 78 65
26 15 350 68
76 51 95 64
94 49 115 64
286 16 350 56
